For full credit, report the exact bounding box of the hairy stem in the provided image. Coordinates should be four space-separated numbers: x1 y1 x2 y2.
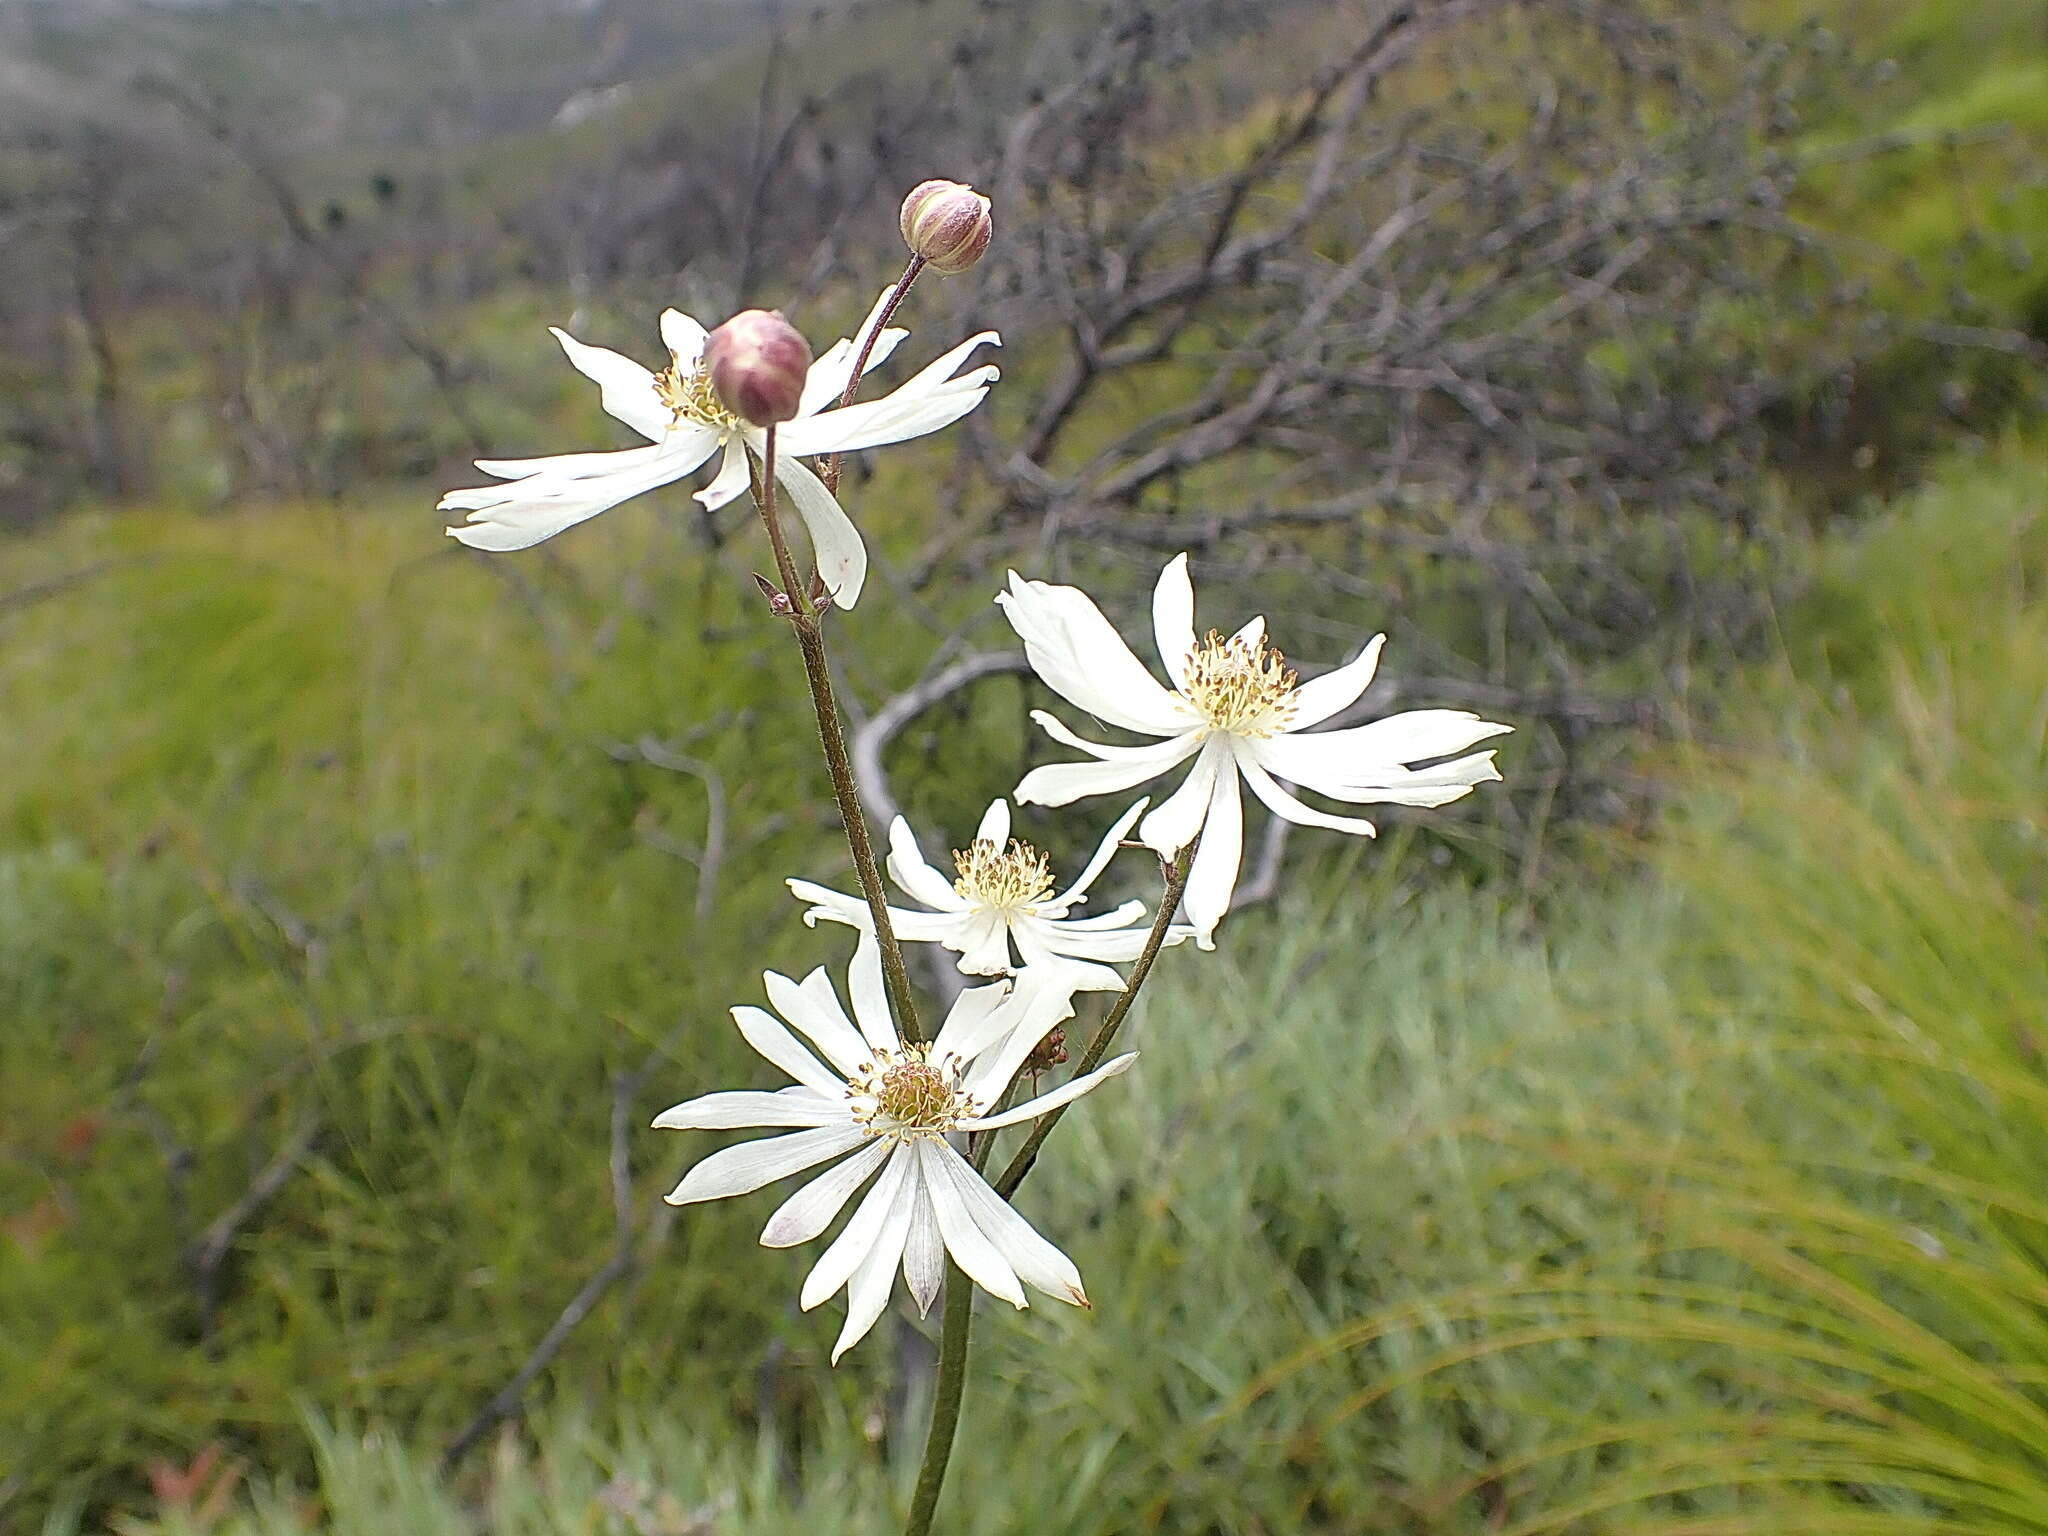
994 839 1195 1199
903 1260 974 1536
756 426 926 1043
823 255 925 496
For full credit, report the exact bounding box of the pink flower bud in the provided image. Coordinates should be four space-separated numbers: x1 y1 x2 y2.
704 309 813 426
899 179 993 275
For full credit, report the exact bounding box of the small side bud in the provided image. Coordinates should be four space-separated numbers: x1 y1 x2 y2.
704 309 812 426
899 179 992 274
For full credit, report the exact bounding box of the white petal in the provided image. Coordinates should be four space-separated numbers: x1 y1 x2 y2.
959 974 1086 1106
652 1089 843 1131
549 327 670 442
798 287 909 417
1182 768 1244 951
763 969 870 1076
886 817 970 912
997 572 1193 736
1031 711 1202 765
1015 730 1202 808
731 1004 846 1096
1263 750 1505 808
1152 553 1197 690
916 1140 1025 1307
443 436 717 552
1237 752 1380 837
974 799 1011 846
779 332 1001 458
473 441 692 482
901 1154 946 1317
961 1051 1138 1131
1286 634 1387 730
833 1165 917 1362
1269 710 1513 778
1230 615 1266 649
1047 798 1148 909
1137 742 1224 859
847 931 900 1054
802 1141 911 1309
693 435 751 511
927 1141 1090 1307
953 910 1015 977
772 451 868 610
760 1136 891 1247
659 309 708 368
665 1124 866 1206
931 979 1021 1065
1012 915 1139 979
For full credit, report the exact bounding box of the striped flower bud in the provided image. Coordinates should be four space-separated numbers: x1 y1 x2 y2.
899 179 993 275
704 309 812 426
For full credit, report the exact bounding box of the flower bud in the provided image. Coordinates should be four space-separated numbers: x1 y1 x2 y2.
899 179 993 274
704 309 812 426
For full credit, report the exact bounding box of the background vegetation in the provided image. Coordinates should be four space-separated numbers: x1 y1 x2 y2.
0 0 2043 1531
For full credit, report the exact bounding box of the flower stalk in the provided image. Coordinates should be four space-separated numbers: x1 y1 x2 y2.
903 1264 974 1536
823 255 925 496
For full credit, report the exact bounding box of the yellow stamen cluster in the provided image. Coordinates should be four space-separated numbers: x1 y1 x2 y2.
952 838 1055 912
655 362 747 432
849 1044 972 1139
1183 629 1299 737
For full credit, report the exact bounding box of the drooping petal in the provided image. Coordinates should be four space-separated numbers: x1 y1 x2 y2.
764 969 870 1076
1285 634 1387 730
760 1137 892 1248
927 1141 1089 1307
778 332 1001 458
444 434 719 551
1236 751 1380 837
652 1089 844 1131
997 572 1194 736
802 1142 911 1310
693 435 751 511
1152 553 1197 690
659 309 708 369
549 326 672 442
797 287 910 417
887 817 971 912
960 1051 1138 1131
1267 710 1513 780
731 1004 847 1096
901 1164 946 1317
974 799 1011 846
665 1124 867 1206
915 1140 1025 1307
1015 731 1202 808
1046 798 1148 910
1181 767 1244 950
771 449 868 610
833 1168 917 1361
1137 741 1224 859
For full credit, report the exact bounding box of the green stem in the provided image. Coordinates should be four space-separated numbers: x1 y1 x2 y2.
822 255 925 496
994 839 1195 1199
903 1261 974 1536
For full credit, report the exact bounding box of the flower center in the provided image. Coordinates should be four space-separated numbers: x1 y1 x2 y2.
1183 629 1299 736
849 1044 973 1138
952 838 1055 913
655 361 747 432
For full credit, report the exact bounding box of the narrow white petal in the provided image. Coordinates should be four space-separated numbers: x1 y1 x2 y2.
1270 710 1513 779
996 572 1192 736
549 327 670 442
797 286 909 416
1016 732 1202 808
731 1004 846 1096
693 435 751 511
1230 615 1266 649
916 1140 1025 1307
929 1141 1090 1307
961 1051 1138 1131
1048 900 1151 931
665 1124 866 1206
773 451 868 610
931 979 1021 1065
901 1156 946 1317
1031 712 1202 765
761 1137 891 1248
960 974 1086 1106
787 879 963 943
974 799 1011 846
443 436 716 551
1182 768 1244 950
1047 798 1148 909
652 1089 843 1131
1137 742 1224 859
1286 634 1387 730
473 441 677 482
1237 753 1380 837
953 910 1015 977
1012 915 1138 980
1152 553 1197 690
802 1142 911 1309
847 931 899 1054
659 309 708 368
833 1174 916 1362
778 331 1001 458
886 817 970 912
763 969 870 1076
1257 743 1505 806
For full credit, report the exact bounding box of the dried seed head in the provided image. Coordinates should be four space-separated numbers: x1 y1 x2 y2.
899 179 993 274
703 309 812 426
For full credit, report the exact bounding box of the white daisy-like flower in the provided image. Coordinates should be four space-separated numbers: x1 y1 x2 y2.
787 797 1187 989
997 553 1511 949
440 289 1000 609
654 938 1134 1362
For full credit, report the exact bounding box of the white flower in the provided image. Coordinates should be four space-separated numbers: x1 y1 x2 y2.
997 553 1511 948
787 797 1187 988
654 938 1134 1362
441 289 1000 609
